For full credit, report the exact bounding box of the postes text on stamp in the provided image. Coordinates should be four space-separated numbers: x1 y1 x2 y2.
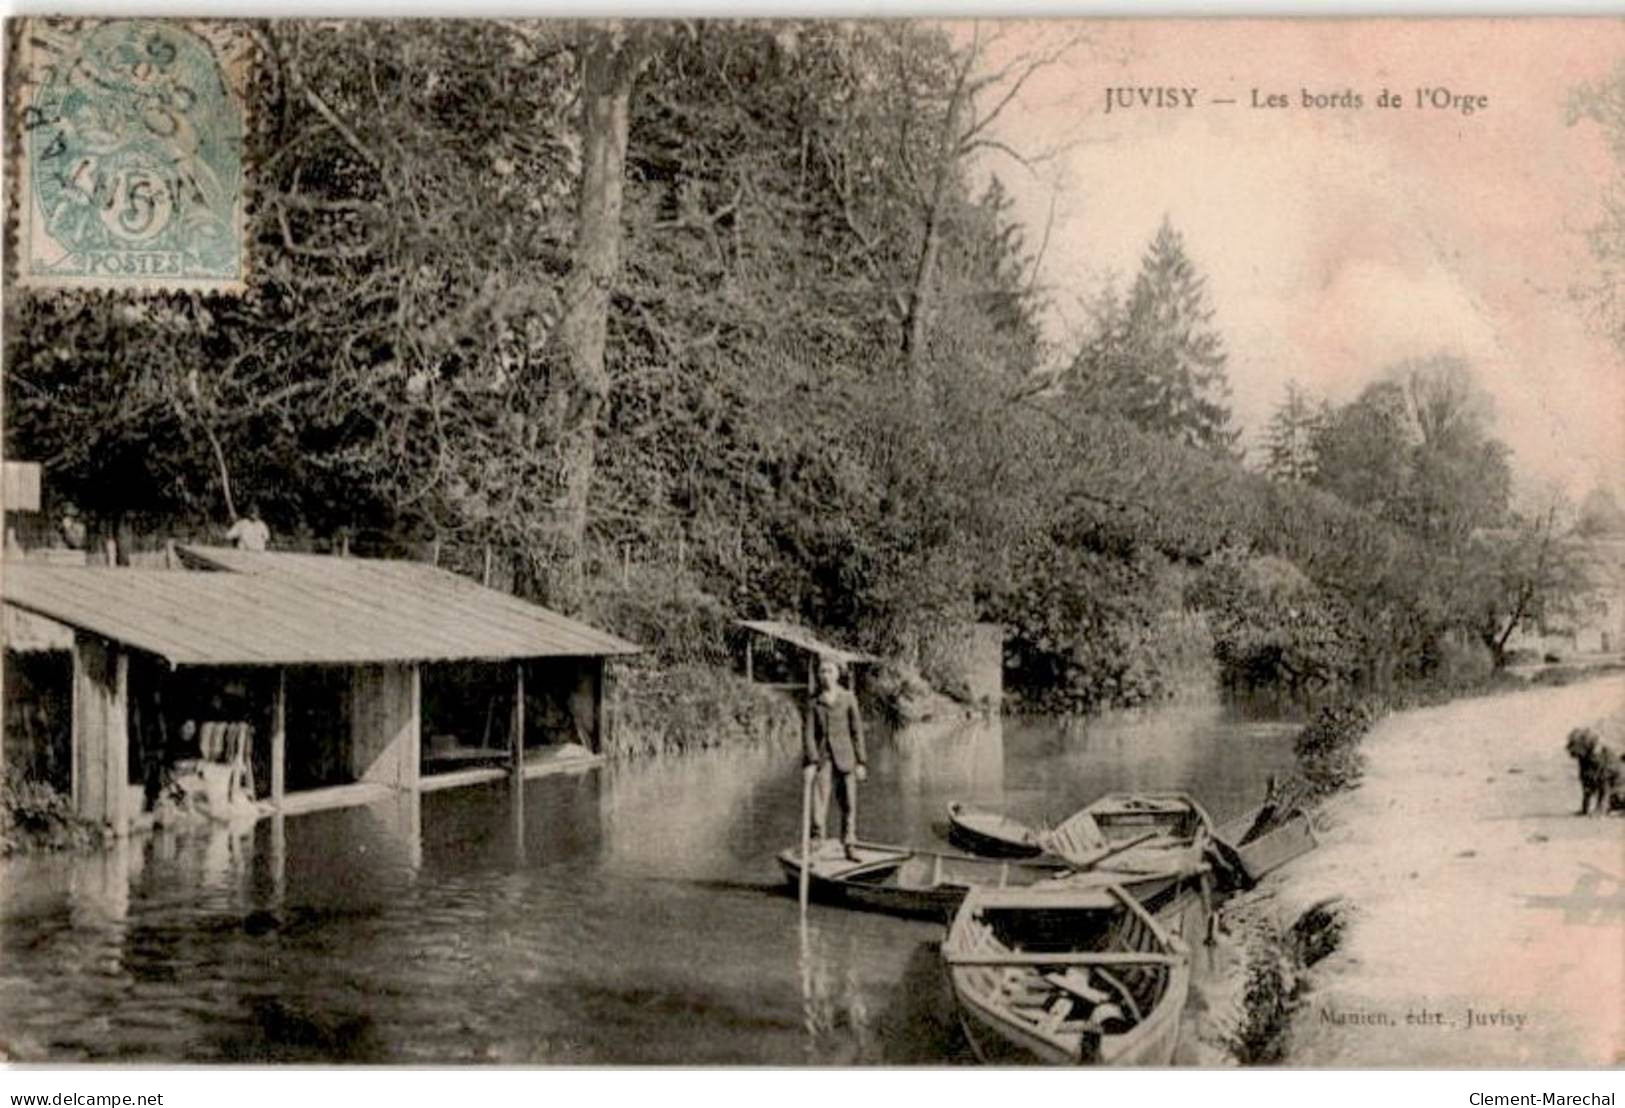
9 18 251 293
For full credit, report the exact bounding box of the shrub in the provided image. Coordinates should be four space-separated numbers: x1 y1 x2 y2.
579 565 735 668
1 769 106 857
1002 542 1205 713
1421 634 1494 692
605 662 801 759
1190 550 1357 696
1293 698 1382 797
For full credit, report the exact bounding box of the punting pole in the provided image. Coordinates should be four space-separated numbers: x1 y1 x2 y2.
799 762 814 918
799 652 818 920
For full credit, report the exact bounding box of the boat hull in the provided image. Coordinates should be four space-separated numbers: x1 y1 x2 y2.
943 883 1193 1066
1215 805 1318 883
954 960 1190 1065
777 842 1201 922
776 849 964 919
946 804 1044 858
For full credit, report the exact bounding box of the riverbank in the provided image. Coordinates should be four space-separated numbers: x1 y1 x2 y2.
605 651 988 760
1251 673 1625 1066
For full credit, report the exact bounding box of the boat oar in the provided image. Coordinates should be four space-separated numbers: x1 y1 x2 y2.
1069 830 1161 871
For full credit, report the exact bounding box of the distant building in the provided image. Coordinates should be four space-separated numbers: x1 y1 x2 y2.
1505 538 1625 658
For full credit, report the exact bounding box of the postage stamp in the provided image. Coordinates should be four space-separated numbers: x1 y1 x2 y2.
7 18 252 293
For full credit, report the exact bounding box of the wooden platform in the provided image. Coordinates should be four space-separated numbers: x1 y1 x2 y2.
419 749 605 793
277 781 397 815
119 749 607 835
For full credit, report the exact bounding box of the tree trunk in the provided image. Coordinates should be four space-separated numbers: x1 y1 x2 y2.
900 88 965 375
545 25 647 608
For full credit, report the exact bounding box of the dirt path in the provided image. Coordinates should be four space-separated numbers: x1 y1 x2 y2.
1275 675 1625 1067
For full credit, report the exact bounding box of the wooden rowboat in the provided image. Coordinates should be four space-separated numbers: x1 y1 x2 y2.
943 882 1191 1065
1086 791 1212 842
947 792 1219 871
778 841 1074 919
1213 802 1318 884
775 840 1194 921
946 802 1046 858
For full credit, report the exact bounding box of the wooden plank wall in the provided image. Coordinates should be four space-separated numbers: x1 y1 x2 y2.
349 662 421 791
71 632 129 836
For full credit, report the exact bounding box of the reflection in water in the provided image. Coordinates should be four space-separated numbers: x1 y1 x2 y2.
0 702 1296 1063
1000 704 1300 828
797 922 879 1064
891 716 1004 836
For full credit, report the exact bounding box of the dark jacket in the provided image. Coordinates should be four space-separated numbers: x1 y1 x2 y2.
803 689 866 773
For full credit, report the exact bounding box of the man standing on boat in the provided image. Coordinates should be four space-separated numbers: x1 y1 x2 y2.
803 656 867 861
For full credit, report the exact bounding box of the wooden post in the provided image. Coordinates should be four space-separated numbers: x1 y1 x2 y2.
270 813 287 904
591 660 605 755
105 644 128 837
164 539 177 569
340 533 350 558
510 660 526 787
482 544 493 588
744 635 754 683
349 663 420 791
429 538 441 566
404 665 421 792
270 668 287 810
621 544 629 585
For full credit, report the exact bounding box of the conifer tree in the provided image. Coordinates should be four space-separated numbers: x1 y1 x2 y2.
1069 218 1239 453
1263 380 1326 484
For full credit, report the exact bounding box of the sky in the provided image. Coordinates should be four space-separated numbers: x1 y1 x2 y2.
963 18 1624 502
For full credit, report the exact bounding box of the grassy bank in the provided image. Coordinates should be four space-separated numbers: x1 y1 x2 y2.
605 663 804 760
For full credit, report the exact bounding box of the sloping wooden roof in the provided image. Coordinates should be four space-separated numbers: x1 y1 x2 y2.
1 547 640 666
736 619 877 666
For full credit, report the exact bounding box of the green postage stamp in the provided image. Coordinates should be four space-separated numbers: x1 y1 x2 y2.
8 18 252 293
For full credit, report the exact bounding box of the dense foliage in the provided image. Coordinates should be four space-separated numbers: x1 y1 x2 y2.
4 20 1605 717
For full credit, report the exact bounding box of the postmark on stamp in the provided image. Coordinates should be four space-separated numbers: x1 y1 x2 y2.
8 18 253 293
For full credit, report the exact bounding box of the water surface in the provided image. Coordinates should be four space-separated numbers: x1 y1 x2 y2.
0 701 1297 1064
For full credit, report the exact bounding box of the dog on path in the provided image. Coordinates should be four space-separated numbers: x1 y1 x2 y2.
1565 727 1622 817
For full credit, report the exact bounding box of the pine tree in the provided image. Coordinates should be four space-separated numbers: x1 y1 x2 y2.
1263 380 1326 484
1069 218 1239 453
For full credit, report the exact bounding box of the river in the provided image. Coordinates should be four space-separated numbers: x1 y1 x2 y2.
0 700 1299 1064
